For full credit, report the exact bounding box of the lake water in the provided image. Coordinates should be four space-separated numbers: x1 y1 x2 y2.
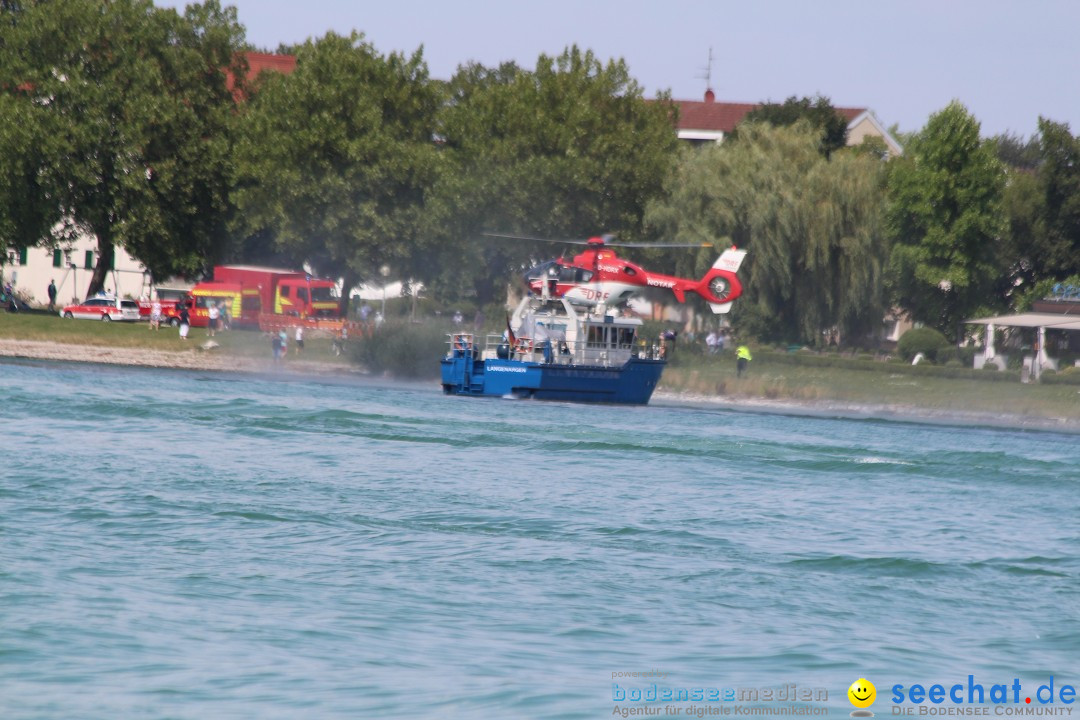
2 358 1079 719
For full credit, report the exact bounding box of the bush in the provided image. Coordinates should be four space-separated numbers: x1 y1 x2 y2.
897 327 949 362
350 320 448 379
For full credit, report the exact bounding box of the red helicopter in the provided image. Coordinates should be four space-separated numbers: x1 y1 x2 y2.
486 233 748 314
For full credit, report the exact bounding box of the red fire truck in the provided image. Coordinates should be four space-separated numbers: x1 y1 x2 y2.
187 265 341 328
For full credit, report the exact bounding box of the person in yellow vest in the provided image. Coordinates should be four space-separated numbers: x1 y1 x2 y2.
736 344 752 377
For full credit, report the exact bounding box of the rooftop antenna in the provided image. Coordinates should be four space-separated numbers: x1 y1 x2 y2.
697 47 715 101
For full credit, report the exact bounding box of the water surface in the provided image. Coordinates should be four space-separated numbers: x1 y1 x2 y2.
2 359 1078 719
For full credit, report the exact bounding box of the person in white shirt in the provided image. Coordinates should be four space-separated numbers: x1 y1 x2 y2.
207 303 220 337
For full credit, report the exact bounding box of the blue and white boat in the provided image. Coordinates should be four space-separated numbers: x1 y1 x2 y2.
440 296 666 404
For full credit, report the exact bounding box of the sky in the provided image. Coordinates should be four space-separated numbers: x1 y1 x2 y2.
158 0 1080 139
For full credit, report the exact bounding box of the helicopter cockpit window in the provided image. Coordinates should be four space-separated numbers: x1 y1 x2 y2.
574 269 593 282
623 267 636 276
526 260 558 280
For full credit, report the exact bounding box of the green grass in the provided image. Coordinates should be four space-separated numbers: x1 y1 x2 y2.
0 310 353 363
661 349 1080 419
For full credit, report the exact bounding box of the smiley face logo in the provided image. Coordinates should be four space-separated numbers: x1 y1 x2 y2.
848 678 876 708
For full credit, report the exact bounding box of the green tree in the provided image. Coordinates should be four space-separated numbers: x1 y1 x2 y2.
1035 118 1080 278
0 0 246 295
996 119 1080 301
646 122 888 344
0 93 54 252
733 95 849 157
991 132 1040 171
232 31 441 310
885 102 1006 340
428 47 680 305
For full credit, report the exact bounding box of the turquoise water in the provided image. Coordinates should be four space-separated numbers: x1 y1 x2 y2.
2 359 1079 719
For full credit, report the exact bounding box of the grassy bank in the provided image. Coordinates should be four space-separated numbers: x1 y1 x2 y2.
660 348 1080 418
0 311 351 362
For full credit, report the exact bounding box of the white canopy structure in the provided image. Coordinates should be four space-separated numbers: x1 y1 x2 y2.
966 312 1080 380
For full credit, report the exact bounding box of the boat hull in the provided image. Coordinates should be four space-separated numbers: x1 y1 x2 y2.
440 354 665 405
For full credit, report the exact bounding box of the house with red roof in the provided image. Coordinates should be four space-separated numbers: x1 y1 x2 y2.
225 52 298 100
674 89 903 157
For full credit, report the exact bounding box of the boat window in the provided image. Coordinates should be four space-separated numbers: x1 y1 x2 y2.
587 325 604 347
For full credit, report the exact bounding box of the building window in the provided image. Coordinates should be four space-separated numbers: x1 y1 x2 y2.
53 249 63 268
84 250 94 269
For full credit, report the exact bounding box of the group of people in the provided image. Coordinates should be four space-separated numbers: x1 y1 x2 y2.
705 329 726 354
270 325 305 362
702 328 753 377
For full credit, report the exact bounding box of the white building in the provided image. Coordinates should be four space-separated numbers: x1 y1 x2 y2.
4 238 152 306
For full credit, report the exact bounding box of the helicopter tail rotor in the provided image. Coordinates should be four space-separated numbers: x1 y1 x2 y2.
695 248 748 314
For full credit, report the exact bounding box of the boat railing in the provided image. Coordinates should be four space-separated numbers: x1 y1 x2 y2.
446 332 478 358
471 333 663 365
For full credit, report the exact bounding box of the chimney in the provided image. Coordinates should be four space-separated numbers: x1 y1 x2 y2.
704 88 715 103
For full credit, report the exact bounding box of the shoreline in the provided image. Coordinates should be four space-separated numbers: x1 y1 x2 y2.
0 338 362 377
3 339 1078 433
653 390 1080 434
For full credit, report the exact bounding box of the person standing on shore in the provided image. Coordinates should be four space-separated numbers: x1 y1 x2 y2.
47 280 57 312
736 344 752 377
207 302 219 337
178 306 190 340
294 325 304 355
149 299 162 330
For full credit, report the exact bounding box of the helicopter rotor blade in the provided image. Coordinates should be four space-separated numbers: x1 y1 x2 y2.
481 232 592 245
604 242 714 248
482 231 712 249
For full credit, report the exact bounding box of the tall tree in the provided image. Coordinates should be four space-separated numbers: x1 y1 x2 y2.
885 102 1006 340
232 31 441 310
646 122 889 344
0 92 54 252
1035 118 1080 278
0 0 246 295
428 47 680 305
733 95 849 157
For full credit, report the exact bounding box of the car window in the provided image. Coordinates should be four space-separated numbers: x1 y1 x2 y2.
121 301 138 309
